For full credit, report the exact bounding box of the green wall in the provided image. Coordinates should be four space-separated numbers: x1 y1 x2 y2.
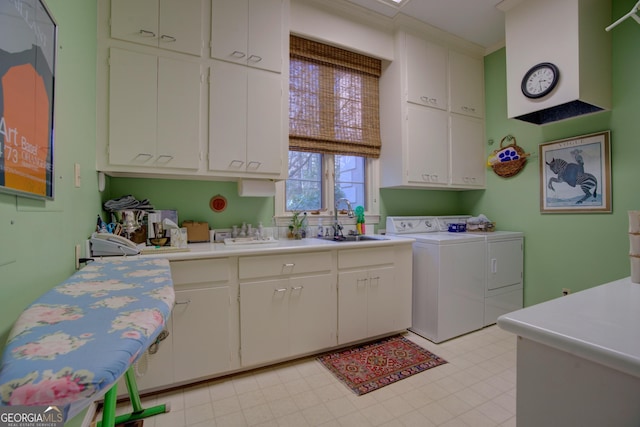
0 2 638 424
464 0 640 304
0 1 99 424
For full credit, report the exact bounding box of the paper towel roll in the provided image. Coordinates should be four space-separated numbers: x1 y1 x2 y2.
238 179 276 197
629 211 640 233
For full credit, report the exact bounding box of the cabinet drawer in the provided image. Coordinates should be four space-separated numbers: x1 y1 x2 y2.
170 258 232 285
239 252 332 280
338 247 394 269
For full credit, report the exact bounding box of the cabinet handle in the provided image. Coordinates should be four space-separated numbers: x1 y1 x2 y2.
291 286 304 291
229 160 244 168
156 155 174 163
139 29 156 38
370 276 380 286
419 96 438 105
231 50 246 58
248 54 262 63
160 34 177 42
175 299 191 305
274 288 288 293
134 153 153 162
283 263 295 267
357 278 367 287
461 106 476 113
247 161 261 170
491 259 497 274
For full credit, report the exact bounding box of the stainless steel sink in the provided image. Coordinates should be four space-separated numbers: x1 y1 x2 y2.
316 235 389 242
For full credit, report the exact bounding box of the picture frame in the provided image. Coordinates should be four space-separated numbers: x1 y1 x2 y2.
0 0 57 200
539 130 611 213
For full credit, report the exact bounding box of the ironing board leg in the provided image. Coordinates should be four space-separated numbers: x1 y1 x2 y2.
96 367 170 427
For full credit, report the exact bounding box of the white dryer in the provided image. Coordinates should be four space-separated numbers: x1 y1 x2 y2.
386 216 486 343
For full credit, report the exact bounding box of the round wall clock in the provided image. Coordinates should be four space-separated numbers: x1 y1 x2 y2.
521 62 559 99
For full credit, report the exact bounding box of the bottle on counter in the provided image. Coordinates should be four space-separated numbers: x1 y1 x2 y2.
317 218 324 238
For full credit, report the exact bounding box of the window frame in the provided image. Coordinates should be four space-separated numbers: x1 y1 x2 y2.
274 155 380 229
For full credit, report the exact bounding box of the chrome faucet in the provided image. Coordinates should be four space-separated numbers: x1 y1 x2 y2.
333 198 354 238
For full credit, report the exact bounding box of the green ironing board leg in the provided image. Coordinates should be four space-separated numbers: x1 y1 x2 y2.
96 366 170 427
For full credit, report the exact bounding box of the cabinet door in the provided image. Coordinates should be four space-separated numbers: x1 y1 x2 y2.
111 0 203 56
211 0 283 73
405 33 447 110
449 50 484 118
246 68 283 175
240 279 290 366
338 270 369 345
173 287 232 382
288 274 336 356
158 0 205 56
365 266 397 338
157 57 201 169
132 317 174 391
209 60 248 172
110 0 158 49
450 114 485 187
211 0 249 65
406 104 449 185
109 48 157 167
247 0 283 72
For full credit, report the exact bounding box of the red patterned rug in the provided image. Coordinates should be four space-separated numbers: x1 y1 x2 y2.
316 335 447 396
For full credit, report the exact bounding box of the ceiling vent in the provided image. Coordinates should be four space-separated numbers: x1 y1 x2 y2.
498 0 611 125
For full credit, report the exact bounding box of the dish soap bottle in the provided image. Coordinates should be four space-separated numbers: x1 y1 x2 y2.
355 206 365 235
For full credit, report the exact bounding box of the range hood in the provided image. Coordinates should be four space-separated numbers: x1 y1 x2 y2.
498 0 611 125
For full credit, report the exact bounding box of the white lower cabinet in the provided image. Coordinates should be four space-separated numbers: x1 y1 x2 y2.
337 247 411 345
120 243 412 394
239 252 336 367
121 258 237 394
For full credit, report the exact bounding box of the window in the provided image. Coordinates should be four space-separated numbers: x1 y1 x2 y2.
277 36 381 223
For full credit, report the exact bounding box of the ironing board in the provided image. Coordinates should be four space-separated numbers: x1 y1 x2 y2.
0 257 175 426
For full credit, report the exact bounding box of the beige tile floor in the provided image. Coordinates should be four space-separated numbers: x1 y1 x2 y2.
105 326 517 427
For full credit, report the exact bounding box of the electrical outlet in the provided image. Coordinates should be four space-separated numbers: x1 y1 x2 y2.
75 244 81 270
562 288 571 296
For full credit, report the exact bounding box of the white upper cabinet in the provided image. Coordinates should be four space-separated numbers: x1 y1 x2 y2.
449 114 485 188
379 30 486 189
406 105 449 185
449 50 484 118
109 48 202 169
211 0 284 73
110 0 206 56
209 60 284 177
405 32 448 111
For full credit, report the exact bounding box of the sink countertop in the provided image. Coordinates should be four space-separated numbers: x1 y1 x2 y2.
129 234 414 261
497 277 640 378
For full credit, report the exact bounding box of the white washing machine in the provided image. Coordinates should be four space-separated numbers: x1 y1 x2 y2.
386 216 486 343
435 217 524 326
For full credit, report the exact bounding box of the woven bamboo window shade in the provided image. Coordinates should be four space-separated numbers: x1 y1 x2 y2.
289 35 382 158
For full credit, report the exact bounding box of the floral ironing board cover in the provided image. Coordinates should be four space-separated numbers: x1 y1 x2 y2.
0 257 174 421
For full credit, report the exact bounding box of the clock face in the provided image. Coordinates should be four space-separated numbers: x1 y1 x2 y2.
521 62 559 99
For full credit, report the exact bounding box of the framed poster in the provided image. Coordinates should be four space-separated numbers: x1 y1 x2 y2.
539 130 611 213
0 0 57 199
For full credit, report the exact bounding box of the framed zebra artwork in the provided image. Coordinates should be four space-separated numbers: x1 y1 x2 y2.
539 130 611 213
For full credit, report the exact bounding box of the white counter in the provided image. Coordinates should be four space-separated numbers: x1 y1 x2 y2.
129 235 414 261
498 277 640 427
498 276 640 378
